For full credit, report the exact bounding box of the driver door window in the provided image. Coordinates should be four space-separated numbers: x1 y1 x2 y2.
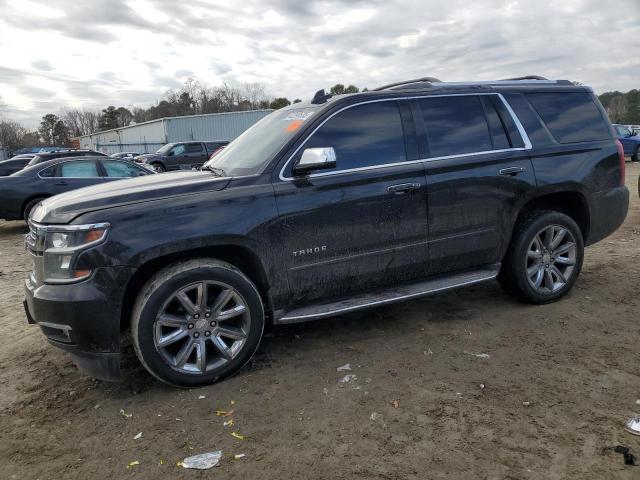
171 144 186 156
297 101 407 173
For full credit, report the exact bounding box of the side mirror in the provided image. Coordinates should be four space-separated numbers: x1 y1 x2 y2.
293 147 337 175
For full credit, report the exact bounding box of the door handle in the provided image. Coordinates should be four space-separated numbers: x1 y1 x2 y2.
387 183 421 194
499 166 526 176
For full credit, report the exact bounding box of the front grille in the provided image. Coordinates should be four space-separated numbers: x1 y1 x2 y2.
25 222 44 256
25 221 45 285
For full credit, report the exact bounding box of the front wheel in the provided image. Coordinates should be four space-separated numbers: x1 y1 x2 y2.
131 259 264 387
150 162 165 172
499 210 584 304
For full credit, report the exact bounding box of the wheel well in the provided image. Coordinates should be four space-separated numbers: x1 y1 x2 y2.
515 192 590 240
22 195 49 217
120 245 273 334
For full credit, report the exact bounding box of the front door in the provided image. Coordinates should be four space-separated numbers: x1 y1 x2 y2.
273 100 429 304
415 94 537 273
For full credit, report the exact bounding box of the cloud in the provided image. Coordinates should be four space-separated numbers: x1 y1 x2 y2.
31 60 55 71
0 0 639 126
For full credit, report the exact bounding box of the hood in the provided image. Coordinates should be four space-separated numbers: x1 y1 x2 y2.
136 153 162 162
32 171 231 224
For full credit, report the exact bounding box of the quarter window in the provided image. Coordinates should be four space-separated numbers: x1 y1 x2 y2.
300 101 406 171
526 92 611 144
419 96 493 157
103 160 146 177
60 160 99 178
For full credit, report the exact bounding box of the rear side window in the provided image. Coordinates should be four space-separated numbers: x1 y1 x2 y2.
526 92 611 144
302 101 406 170
186 143 204 153
419 96 493 157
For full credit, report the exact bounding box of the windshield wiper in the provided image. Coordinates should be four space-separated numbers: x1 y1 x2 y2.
203 165 226 177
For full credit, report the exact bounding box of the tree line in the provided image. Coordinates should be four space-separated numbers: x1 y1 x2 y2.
598 90 640 124
0 80 363 152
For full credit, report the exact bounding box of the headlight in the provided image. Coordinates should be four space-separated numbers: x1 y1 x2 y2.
27 222 109 283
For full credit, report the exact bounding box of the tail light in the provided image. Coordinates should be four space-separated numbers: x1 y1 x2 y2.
615 139 625 186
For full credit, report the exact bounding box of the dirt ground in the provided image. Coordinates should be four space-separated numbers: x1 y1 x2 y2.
0 163 639 480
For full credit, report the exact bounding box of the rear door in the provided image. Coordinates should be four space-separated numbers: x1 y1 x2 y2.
417 94 536 274
273 100 429 303
184 143 207 169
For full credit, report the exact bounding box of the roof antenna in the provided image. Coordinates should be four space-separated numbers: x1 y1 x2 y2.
311 89 332 105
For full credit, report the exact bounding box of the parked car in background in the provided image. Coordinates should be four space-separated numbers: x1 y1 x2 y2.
613 124 640 161
0 157 153 221
13 146 66 156
0 154 36 176
27 150 106 167
110 152 140 160
22 76 629 386
627 125 640 136
135 141 229 172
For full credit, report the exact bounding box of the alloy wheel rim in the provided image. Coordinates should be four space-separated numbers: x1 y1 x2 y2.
153 281 250 374
526 225 577 293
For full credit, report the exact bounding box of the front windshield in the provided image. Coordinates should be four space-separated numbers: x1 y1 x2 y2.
156 143 175 155
27 155 42 166
204 107 318 177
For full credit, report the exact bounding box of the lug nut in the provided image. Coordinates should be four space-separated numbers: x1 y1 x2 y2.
205 312 211 318
210 321 217 327
193 332 200 338
194 314 200 319
187 323 194 329
205 331 211 337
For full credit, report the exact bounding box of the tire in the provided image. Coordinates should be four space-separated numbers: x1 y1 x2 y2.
631 146 639 162
131 259 264 387
23 197 45 223
498 210 584 304
150 162 165 173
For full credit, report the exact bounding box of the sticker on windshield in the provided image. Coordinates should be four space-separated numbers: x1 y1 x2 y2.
284 111 314 121
286 120 304 132
285 111 313 132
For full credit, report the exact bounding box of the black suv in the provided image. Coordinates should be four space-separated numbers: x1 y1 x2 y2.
135 141 229 172
24 77 629 387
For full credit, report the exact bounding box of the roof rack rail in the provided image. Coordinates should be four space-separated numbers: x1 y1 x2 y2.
499 75 549 81
373 77 442 91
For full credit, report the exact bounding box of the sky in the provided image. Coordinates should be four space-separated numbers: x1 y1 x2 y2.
0 0 638 127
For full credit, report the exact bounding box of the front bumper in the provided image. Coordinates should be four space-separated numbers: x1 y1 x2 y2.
24 265 135 381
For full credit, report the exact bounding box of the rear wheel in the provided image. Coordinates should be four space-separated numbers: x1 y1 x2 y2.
131 259 264 387
631 146 639 162
23 197 45 222
499 210 584 304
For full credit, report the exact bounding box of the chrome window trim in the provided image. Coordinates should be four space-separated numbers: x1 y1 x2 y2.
278 93 532 181
36 158 102 180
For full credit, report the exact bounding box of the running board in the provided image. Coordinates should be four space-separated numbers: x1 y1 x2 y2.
275 264 500 324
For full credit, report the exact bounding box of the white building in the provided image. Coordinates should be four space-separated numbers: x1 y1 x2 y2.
77 109 272 155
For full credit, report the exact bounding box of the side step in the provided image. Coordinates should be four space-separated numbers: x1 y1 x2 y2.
275 264 500 324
